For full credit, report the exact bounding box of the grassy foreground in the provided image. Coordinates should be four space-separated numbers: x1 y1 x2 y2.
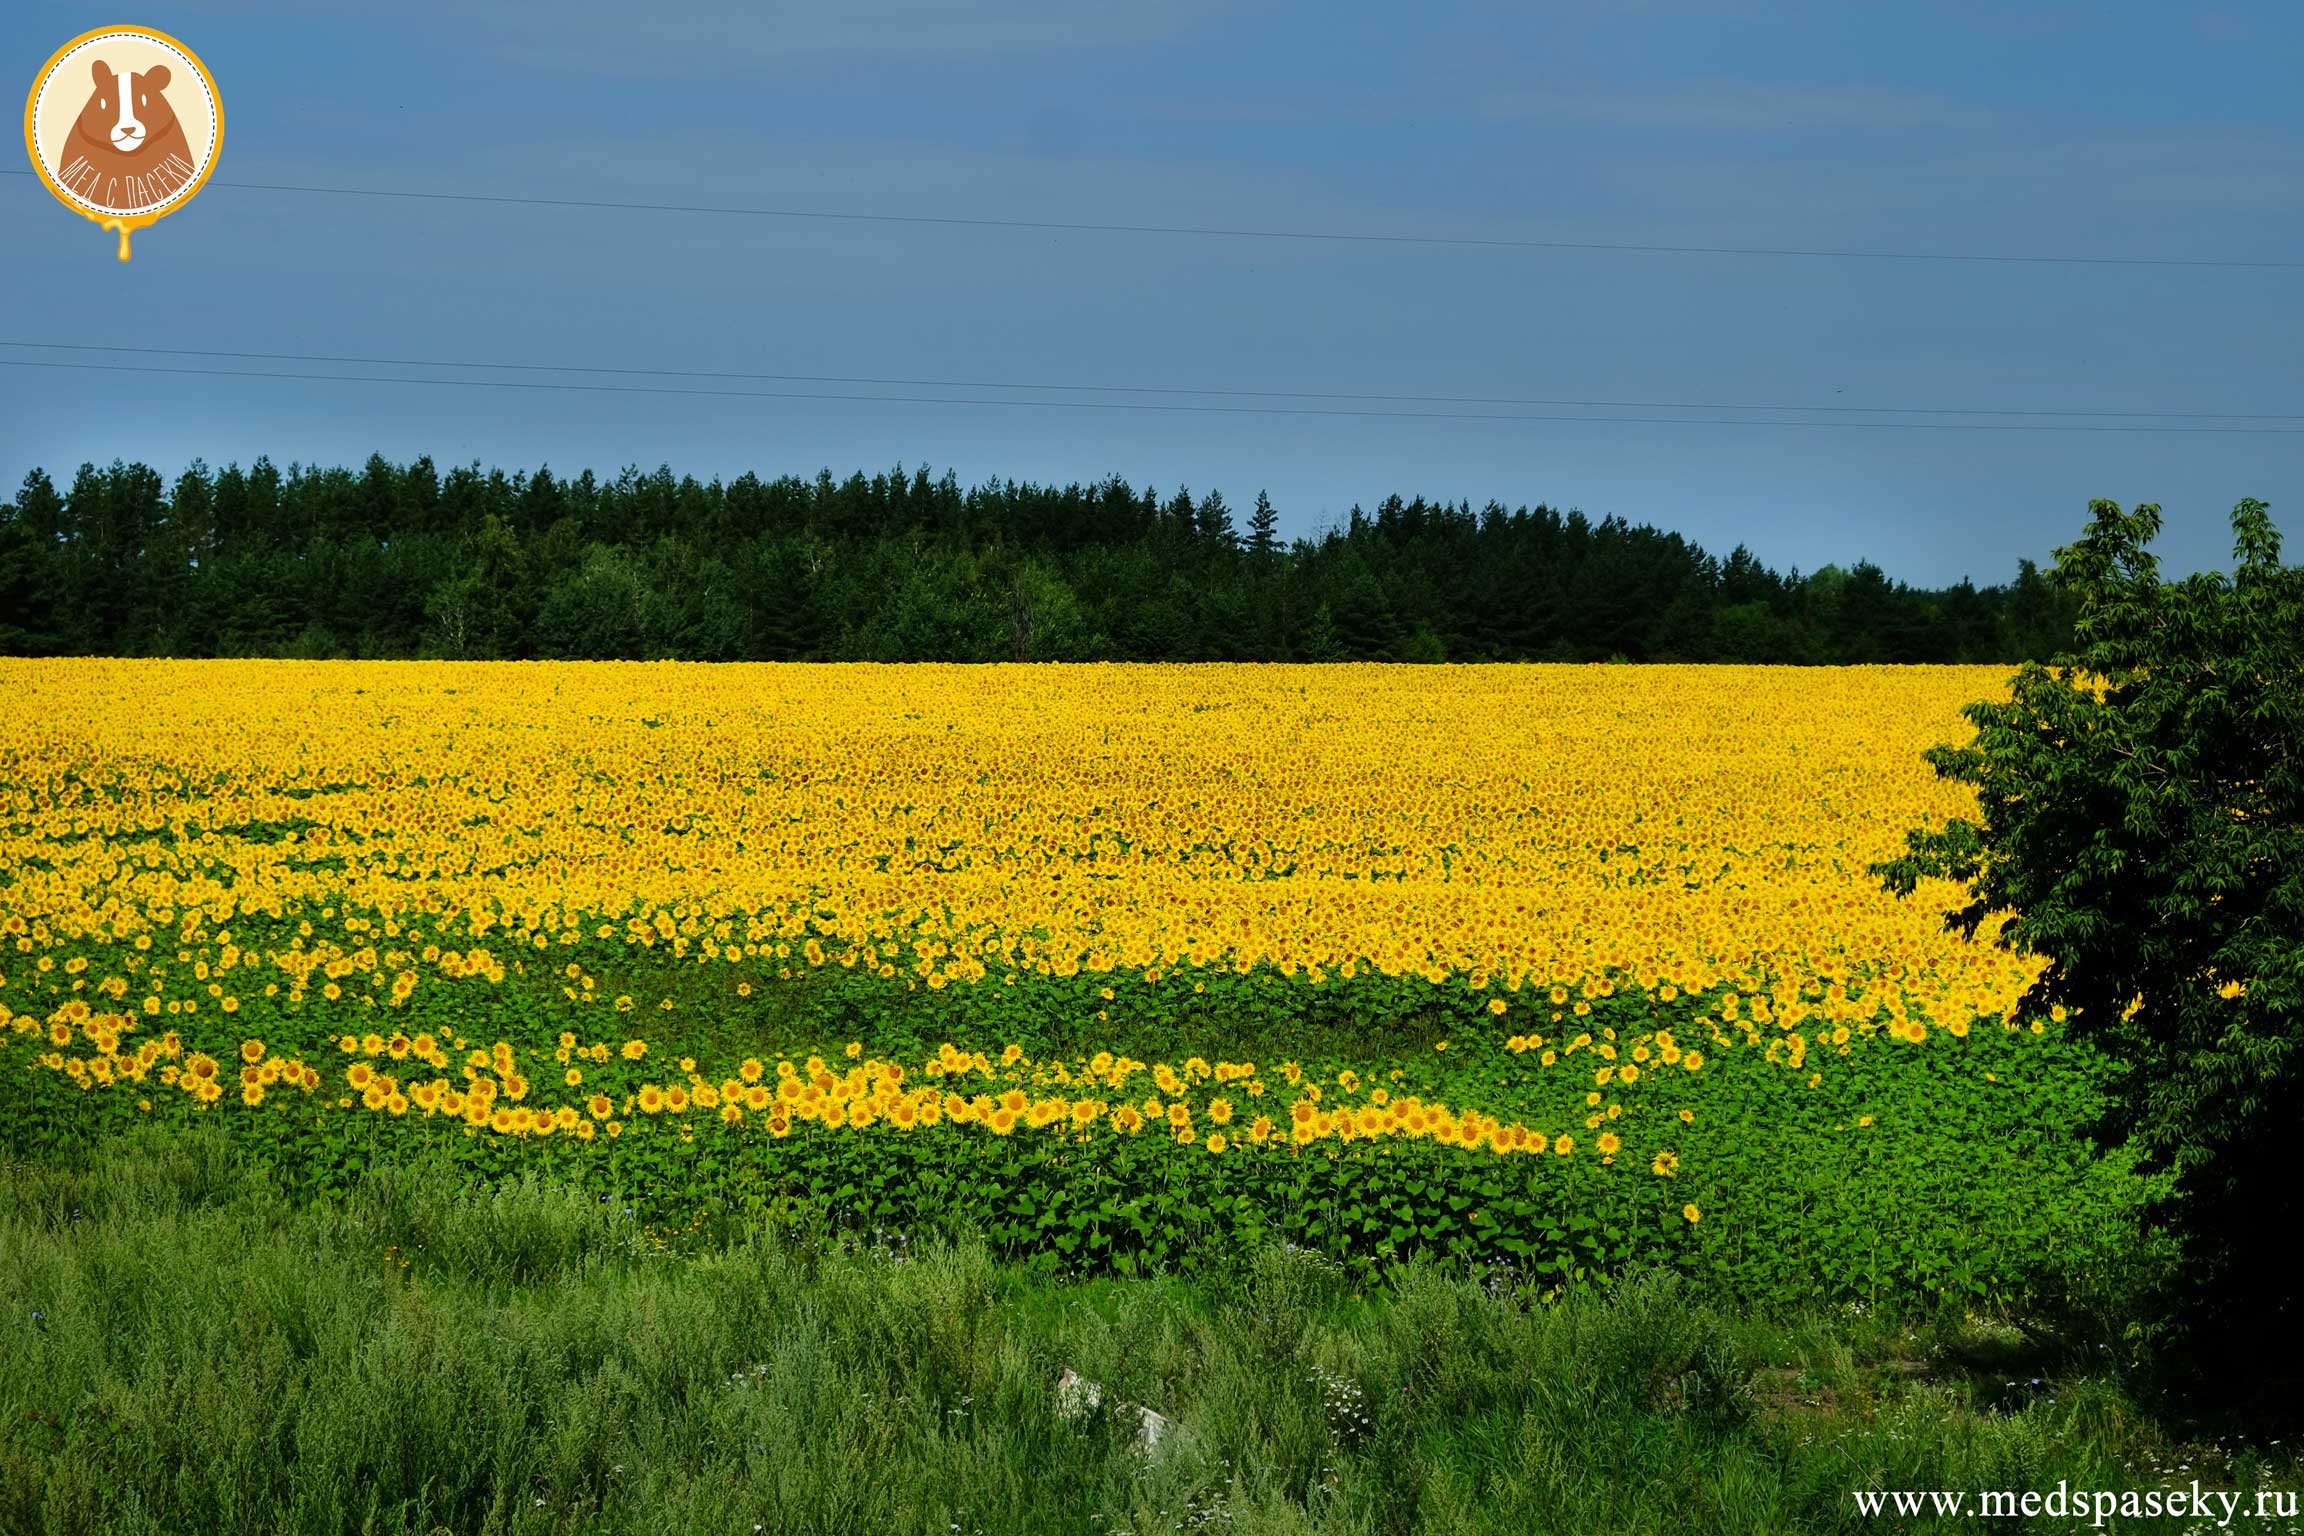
4 1128 2292 1536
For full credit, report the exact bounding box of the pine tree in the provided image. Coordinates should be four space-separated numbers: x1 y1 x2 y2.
1247 490 1279 559
0 451 2084 663
0 470 64 652
1300 602 1345 662
1196 489 1236 549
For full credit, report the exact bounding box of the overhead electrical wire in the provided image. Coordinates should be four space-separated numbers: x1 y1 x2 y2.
4 354 2301 434
2 341 2293 423
4 167 2295 270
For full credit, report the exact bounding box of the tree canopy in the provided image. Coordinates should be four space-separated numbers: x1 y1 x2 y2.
1 455 2077 663
1878 498 2301 1416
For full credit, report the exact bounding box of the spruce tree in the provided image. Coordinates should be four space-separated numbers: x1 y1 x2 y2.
1247 490 1279 559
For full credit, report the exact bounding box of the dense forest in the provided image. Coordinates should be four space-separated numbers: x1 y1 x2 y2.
0 456 2078 663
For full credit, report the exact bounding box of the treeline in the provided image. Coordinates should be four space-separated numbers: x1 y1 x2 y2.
0 456 2077 663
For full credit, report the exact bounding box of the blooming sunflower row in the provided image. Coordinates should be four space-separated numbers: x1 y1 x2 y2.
0 660 2044 1019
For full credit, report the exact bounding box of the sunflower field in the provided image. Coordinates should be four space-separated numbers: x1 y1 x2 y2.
0 660 2137 1301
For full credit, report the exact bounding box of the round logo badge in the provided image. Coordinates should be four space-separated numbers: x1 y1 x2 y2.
24 25 223 261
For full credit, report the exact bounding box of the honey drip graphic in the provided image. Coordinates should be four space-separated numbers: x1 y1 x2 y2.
24 26 223 263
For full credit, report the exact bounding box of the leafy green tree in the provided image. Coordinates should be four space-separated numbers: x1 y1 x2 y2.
422 514 531 659
1876 498 2302 1415
537 544 662 657
1709 601 1797 663
1300 602 1346 663
647 540 746 661
1125 592 1196 662
1398 623 1448 664
1001 559 1092 661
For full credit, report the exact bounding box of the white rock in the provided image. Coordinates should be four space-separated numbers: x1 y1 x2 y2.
1055 1367 1105 1418
1055 1368 1195 1458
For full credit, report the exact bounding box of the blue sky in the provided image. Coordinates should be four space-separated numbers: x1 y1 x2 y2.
5 0 2298 583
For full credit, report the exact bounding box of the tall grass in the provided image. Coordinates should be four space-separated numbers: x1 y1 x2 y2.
0 1126 2284 1535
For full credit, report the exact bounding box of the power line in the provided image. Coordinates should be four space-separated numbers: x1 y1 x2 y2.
3 340 2292 423
6 166 2295 271
7 355 2304 434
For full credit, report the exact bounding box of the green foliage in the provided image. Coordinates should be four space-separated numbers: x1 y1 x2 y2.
0 944 2139 1313
1876 498 2303 1415
3 1126 2278 1536
0 457 2077 664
